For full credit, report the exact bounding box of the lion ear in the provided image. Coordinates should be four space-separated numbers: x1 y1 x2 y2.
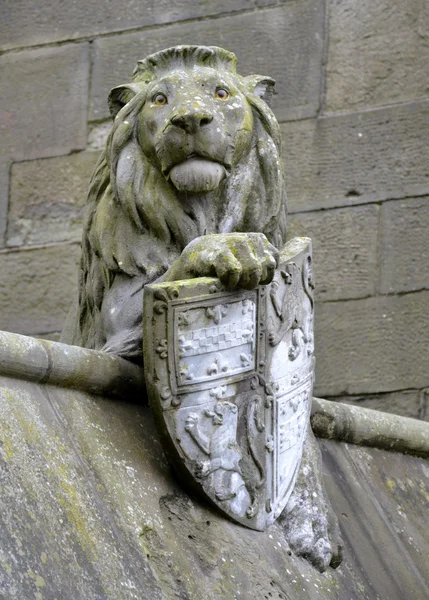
245 75 276 106
108 83 142 118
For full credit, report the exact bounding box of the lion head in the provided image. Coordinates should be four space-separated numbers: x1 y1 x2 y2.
67 46 287 356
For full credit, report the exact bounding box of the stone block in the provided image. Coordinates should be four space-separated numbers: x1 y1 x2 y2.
0 162 10 247
288 204 379 301
380 197 429 295
1 0 254 50
0 44 89 161
314 291 429 396
331 390 422 420
7 152 100 247
282 100 429 213
326 0 429 112
89 3 324 122
0 244 80 336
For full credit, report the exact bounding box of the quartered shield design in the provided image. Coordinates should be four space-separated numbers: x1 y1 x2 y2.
143 237 315 531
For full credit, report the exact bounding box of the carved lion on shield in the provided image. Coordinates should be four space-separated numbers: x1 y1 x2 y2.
62 45 342 572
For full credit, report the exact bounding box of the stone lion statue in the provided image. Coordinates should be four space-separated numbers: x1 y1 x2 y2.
62 45 342 572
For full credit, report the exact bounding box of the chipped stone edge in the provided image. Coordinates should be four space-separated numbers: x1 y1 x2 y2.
1 330 428 457
311 397 429 459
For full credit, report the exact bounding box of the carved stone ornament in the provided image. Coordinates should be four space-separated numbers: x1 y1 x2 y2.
143 238 314 530
61 44 343 570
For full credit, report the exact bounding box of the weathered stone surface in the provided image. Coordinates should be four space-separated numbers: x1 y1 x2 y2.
1 372 429 599
0 44 89 161
380 196 429 295
89 3 324 121
0 379 165 600
0 162 10 247
314 291 429 396
7 152 99 247
0 244 80 336
329 390 422 420
0 0 253 50
287 205 379 301
321 441 429 598
326 0 429 112
282 100 429 213
312 398 429 457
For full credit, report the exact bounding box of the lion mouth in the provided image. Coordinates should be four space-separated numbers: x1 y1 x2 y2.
167 155 230 193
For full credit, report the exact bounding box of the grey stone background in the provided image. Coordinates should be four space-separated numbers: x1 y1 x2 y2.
1 0 428 420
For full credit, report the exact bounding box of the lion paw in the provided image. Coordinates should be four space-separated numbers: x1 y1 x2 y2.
279 429 343 572
165 232 279 290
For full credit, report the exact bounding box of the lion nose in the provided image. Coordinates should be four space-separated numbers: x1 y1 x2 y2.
170 109 213 132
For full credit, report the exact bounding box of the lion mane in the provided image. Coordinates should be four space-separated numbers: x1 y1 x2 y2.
64 46 287 358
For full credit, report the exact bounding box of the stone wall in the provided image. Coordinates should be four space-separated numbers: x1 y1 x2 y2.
1 0 428 419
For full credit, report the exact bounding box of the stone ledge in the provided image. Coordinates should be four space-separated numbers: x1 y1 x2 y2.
0 330 144 400
2 373 428 599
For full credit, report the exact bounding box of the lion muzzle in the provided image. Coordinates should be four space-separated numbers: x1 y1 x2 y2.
170 110 213 134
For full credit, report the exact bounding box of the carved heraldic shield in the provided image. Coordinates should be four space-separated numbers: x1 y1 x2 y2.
143 238 314 530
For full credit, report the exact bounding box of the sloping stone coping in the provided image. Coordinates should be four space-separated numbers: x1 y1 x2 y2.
1 328 429 599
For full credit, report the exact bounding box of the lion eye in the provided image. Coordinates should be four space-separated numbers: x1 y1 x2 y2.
153 93 168 105
215 88 229 100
